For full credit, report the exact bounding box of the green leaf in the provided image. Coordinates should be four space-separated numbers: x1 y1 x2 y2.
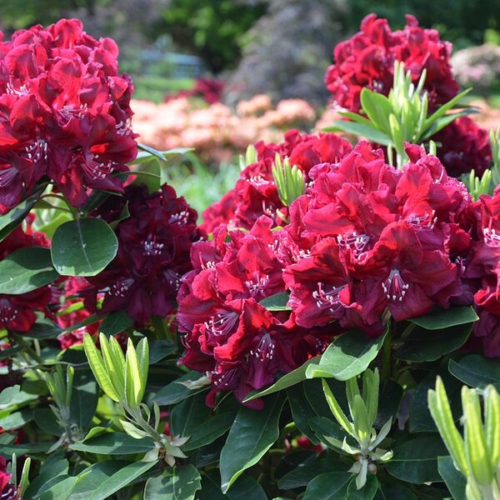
183 412 235 451
302 471 352 500
51 218 118 276
360 89 392 133
259 292 291 311
286 383 321 444
154 371 209 406
220 393 285 493
0 442 53 457
34 409 63 436
89 460 158 500
0 385 20 406
70 433 155 455
0 186 44 241
308 416 350 450
409 307 478 330
22 317 63 340
328 120 391 146
244 357 320 401
149 340 177 364
37 475 80 500
423 88 472 131
278 460 348 490
346 474 378 500
170 392 212 438
198 470 267 500
376 484 417 500
70 369 98 431
410 370 461 433
306 330 386 381
385 435 447 484
125 338 144 408
144 466 201 500
437 456 467 500
70 461 129 500
99 311 133 336
449 355 500 390
420 109 478 140
395 323 472 362
0 247 59 295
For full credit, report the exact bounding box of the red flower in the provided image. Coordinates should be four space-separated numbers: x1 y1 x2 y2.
85 184 204 325
0 457 17 500
0 226 51 332
433 117 492 177
325 14 459 112
201 131 352 232
178 216 331 407
0 18 137 212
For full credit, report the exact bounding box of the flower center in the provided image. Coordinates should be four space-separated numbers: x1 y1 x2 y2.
0 168 18 188
244 273 269 297
143 238 164 256
204 310 239 338
250 333 276 362
0 299 18 323
82 155 114 180
406 210 437 229
169 211 189 225
382 269 409 302
25 139 48 163
312 282 345 312
483 227 500 248
108 278 134 298
337 231 371 256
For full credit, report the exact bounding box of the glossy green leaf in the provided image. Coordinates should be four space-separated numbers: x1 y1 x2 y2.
0 442 53 457
346 474 378 500
70 461 129 500
70 369 98 431
308 416 350 450
89 460 158 500
360 89 392 133
37 475 80 500
409 307 478 330
376 483 417 500
70 433 154 455
449 355 500 390
302 471 352 500
144 466 201 500
22 317 63 340
437 456 467 500
198 470 267 500
420 108 477 140
278 460 348 490
170 392 213 438
327 120 391 146
0 247 59 295
0 186 44 241
220 393 285 493
149 340 177 364
0 385 20 406
259 292 291 311
125 338 143 408
99 311 133 337
245 357 320 401
51 218 118 276
286 383 321 444
183 412 235 451
306 330 386 381
410 370 461 433
386 435 447 484
395 323 472 362
154 371 209 406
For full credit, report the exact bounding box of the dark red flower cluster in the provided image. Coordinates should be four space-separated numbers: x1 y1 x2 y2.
0 226 51 332
464 188 500 357
177 217 332 408
0 456 17 500
433 117 493 178
325 14 459 113
85 184 204 325
0 18 137 213
202 130 352 232
182 139 500 404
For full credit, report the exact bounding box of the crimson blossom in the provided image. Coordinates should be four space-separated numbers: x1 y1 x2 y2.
0 225 51 332
84 184 204 325
0 18 137 213
324 14 459 113
284 142 473 337
202 130 352 232
177 217 333 408
0 457 17 500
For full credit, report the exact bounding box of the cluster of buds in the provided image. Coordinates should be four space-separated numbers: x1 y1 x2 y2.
321 369 393 489
83 333 188 466
429 378 500 500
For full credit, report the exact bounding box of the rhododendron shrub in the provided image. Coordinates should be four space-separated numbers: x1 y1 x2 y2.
2 15 500 500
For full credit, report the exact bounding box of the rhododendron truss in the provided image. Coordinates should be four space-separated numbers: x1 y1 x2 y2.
2 14 500 500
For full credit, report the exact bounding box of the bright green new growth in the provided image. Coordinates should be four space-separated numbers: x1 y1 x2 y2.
239 144 258 170
321 369 393 490
272 153 305 208
491 128 500 187
428 378 500 500
328 60 473 169
83 333 187 466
